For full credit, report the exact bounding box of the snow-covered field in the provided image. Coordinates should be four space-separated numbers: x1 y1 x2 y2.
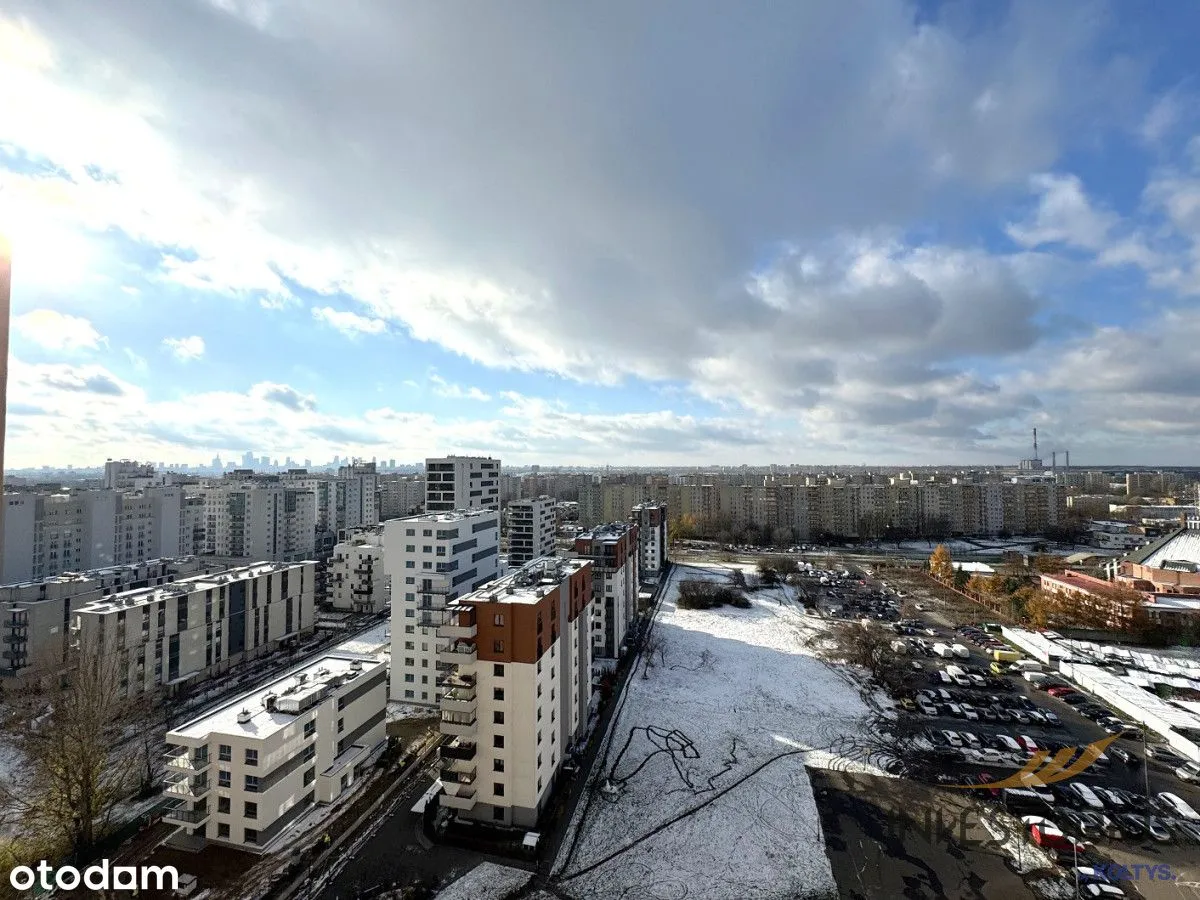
553 563 887 900
433 862 531 900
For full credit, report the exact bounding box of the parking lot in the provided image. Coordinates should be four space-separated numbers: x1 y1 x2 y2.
807 562 1200 898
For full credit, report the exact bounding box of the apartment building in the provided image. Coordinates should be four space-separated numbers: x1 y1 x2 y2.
336 461 379 530
507 496 556 568
204 481 317 562
378 474 425 520
384 510 501 703
424 456 501 513
1 490 118 583
162 651 387 852
328 526 386 614
630 503 668 581
103 459 159 491
574 523 639 666
437 557 593 827
113 487 190 566
72 561 316 698
0 557 226 682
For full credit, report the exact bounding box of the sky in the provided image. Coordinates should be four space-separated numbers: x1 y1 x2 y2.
3 0 1200 469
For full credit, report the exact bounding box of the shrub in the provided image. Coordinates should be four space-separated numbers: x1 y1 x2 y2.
677 580 749 610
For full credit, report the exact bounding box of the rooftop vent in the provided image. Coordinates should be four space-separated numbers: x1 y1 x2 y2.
350 660 364 671
236 709 252 724
506 586 515 595
263 693 278 712
296 673 308 684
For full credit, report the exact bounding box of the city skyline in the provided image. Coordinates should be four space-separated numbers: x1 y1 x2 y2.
4 5 1200 469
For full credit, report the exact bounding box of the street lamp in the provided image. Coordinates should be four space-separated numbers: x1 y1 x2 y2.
1071 839 1094 899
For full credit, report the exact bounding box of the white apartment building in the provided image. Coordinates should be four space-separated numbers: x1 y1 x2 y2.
328 526 386 614
384 510 500 703
1 490 118 583
1 557 226 682
630 503 668 582
162 651 387 852
507 496 556 568
336 462 379 531
574 523 639 666
204 482 317 562
378 475 425 520
114 487 189 566
103 459 159 492
437 557 594 827
73 561 316 698
424 456 501 513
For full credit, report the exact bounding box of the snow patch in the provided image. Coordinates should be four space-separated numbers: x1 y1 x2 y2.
434 862 532 900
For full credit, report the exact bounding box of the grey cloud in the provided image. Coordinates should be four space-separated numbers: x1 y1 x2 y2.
258 384 316 412
307 423 378 444
42 372 125 396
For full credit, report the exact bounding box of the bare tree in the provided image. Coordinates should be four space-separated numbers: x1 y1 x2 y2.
809 620 909 695
642 633 668 678
0 632 150 864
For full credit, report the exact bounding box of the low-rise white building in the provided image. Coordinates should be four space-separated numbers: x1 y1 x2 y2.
328 527 386 614
72 561 316 698
507 496 556 568
162 651 387 852
384 510 500 703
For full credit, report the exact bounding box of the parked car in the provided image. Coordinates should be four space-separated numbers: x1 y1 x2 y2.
1143 816 1172 842
1114 813 1145 839
1156 792 1200 821
1147 746 1189 767
1079 885 1126 899
941 730 964 748
1177 763 1200 783
1109 746 1137 766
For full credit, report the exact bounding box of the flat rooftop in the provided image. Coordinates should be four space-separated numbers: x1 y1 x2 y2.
577 522 633 542
169 652 383 741
75 560 313 615
460 557 589 606
385 509 498 525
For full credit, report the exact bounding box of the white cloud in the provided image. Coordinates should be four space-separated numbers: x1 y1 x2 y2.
162 335 205 361
428 373 491 402
12 308 105 352
1140 91 1183 145
123 347 148 372
311 305 387 337
1005 173 1117 251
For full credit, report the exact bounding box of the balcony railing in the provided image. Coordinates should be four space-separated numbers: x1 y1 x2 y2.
437 643 477 666
440 790 476 811
164 776 210 800
436 672 476 690
440 740 476 761
162 801 210 826
164 748 210 774
437 620 478 641
441 686 477 717
441 767 477 786
440 712 477 737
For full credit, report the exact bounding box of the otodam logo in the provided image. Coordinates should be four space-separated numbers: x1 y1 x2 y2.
954 734 1120 789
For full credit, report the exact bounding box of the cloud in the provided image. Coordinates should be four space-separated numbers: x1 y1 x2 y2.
38 364 127 396
429 373 491 402
252 381 316 412
123 347 149 372
12 309 105 352
311 305 387 338
162 335 205 361
1005 173 1118 251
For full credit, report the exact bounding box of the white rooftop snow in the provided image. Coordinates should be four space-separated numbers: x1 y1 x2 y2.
434 862 531 900
1142 530 1200 569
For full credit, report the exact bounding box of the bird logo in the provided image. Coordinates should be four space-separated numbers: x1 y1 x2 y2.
954 733 1120 789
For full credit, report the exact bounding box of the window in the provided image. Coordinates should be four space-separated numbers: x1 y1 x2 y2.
218 744 232 762
493 613 505 626
338 718 345 733
493 735 505 749
493 687 504 701
405 608 414 618
494 782 505 797
538 777 543 791
245 775 260 792
537 707 542 721
537 731 542 745
304 720 316 738
493 664 504 677
405 561 415 569
245 749 258 766
423 529 432 537
404 689 414 698
493 758 505 773
404 641 415 650
405 544 415 552
244 828 258 845
244 801 258 820
493 711 504 725
218 769 231 788
218 796 230 814
304 767 315 786
493 806 505 822
493 640 504 653
218 823 230 838
537 753 542 767
405 657 415 666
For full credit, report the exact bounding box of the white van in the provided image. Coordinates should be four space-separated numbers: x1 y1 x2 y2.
1157 792 1200 821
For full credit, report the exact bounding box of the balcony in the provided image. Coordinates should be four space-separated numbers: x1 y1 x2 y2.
440 711 477 737
440 763 476 784
163 801 210 826
164 774 210 800
436 672 476 690
440 783 477 809
417 595 447 613
437 610 478 641
437 642 477 667
441 739 476 761
440 685 477 716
